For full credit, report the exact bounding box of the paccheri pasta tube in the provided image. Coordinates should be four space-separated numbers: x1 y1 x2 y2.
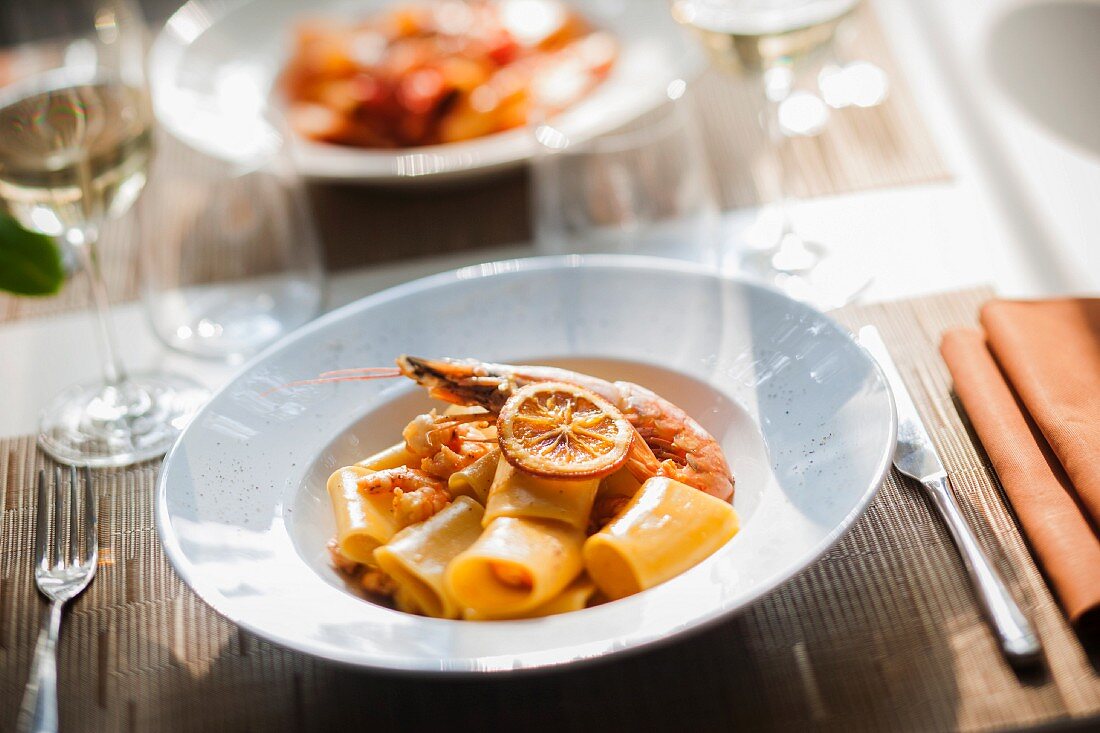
598 467 643 501
463 575 596 620
374 496 485 619
447 449 500 503
327 465 402 565
356 442 417 471
484 459 599 531
584 477 740 599
446 516 585 617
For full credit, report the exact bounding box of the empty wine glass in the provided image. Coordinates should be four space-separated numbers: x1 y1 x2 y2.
138 104 325 361
532 79 721 266
672 0 871 307
0 0 208 467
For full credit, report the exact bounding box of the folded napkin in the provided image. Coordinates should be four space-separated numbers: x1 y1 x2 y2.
981 299 1100 526
941 299 1100 624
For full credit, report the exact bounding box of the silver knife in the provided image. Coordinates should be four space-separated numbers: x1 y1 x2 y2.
859 326 1042 665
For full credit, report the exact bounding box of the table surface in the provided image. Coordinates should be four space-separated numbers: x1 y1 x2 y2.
3 287 1099 733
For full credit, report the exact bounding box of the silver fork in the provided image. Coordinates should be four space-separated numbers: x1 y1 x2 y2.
17 467 98 733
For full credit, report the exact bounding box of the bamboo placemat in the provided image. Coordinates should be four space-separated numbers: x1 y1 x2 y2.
0 2 948 326
1 286 1098 733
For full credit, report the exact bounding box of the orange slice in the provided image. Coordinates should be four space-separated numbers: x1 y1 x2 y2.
497 382 633 479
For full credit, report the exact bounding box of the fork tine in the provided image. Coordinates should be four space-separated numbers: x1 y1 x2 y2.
84 467 98 564
34 469 49 571
53 466 64 568
69 466 80 567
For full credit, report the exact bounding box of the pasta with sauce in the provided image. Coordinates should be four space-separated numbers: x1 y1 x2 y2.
281 0 617 149
325 363 740 620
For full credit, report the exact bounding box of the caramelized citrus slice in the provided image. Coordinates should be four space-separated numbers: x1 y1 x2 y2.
497 382 632 479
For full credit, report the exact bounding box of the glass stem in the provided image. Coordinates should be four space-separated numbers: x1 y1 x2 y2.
760 66 796 240
69 226 128 388
755 65 822 274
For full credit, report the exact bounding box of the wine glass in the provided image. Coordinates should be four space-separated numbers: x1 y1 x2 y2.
671 0 870 307
139 104 325 362
0 0 208 467
532 79 721 266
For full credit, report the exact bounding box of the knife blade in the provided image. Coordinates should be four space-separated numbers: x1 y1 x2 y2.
858 326 1042 665
861 327 946 483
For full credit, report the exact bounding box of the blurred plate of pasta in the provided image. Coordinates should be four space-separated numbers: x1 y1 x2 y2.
155 256 896 672
149 0 701 183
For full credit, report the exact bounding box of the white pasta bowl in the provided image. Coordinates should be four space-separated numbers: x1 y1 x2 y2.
156 256 896 673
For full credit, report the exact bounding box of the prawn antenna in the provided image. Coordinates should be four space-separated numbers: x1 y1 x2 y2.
319 367 403 378
260 367 402 397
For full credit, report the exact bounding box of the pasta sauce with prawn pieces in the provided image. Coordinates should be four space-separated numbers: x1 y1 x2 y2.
322 361 739 620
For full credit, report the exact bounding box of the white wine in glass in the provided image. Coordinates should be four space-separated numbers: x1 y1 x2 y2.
673 0 858 72
0 0 208 467
0 82 152 232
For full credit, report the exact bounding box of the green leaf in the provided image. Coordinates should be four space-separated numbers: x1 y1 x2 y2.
0 215 65 296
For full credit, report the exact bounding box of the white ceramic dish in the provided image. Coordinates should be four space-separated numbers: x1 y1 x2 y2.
149 0 701 183
156 256 896 673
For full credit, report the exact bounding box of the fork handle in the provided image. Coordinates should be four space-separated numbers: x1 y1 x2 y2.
17 600 63 733
922 474 1042 665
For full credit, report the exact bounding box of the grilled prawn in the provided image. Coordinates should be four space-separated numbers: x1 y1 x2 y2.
283 356 735 500
397 357 734 500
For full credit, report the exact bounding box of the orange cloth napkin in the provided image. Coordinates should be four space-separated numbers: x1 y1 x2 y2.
981 299 1100 526
941 299 1100 624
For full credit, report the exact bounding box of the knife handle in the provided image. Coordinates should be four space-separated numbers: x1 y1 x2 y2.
922 474 1042 665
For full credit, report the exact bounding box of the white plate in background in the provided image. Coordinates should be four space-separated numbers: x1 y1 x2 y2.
149 0 701 183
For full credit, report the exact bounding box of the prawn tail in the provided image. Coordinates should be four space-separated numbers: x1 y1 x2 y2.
624 429 735 500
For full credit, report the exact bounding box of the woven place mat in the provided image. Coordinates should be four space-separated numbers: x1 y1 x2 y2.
2 286 1098 733
0 3 948 326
